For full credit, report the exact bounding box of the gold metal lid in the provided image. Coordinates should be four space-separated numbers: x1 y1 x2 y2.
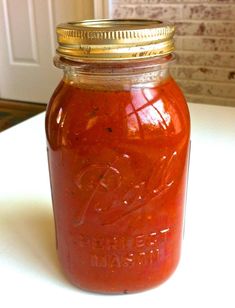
56 19 175 61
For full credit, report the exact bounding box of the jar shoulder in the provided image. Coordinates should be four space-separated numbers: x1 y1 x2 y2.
46 77 190 148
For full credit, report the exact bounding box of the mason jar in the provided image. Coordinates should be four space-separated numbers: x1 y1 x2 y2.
45 19 190 294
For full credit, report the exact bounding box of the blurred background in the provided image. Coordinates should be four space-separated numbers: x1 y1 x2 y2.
0 0 234 131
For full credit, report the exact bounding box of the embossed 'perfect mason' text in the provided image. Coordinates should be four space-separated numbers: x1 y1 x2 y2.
75 230 170 268
90 249 159 268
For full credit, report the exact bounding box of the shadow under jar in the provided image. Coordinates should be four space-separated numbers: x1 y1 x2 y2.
45 19 190 294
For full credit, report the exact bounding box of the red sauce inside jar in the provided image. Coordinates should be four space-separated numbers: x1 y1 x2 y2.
46 75 190 293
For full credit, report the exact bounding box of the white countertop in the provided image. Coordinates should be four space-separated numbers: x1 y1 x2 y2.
1 103 235 307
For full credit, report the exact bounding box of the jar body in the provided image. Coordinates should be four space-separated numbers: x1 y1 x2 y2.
46 58 190 293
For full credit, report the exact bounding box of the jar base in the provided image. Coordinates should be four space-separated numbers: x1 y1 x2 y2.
61 256 180 295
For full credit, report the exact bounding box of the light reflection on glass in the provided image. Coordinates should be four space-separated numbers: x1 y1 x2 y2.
153 100 171 127
56 107 63 124
125 87 172 139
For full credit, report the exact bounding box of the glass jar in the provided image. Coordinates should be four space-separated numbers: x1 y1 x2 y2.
46 19 190 294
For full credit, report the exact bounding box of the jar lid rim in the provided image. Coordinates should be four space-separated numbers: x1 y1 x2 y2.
56 19 175 61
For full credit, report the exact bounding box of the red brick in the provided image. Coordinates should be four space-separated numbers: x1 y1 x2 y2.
112 0 235 3
177 80 235 98
110 0 235 106
176 51 235 68
175 21 235 36
111 4 181 19
183 5 235 20
171 66 235 82
180 37 235 52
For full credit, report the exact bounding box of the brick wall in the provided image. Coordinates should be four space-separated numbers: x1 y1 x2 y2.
110 0 235 106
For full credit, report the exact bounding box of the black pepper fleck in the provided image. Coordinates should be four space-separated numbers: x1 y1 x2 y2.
106 127 113 133
90 106 99 117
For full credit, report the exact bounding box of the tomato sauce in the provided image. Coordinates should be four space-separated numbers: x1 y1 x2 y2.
46 75 190 293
